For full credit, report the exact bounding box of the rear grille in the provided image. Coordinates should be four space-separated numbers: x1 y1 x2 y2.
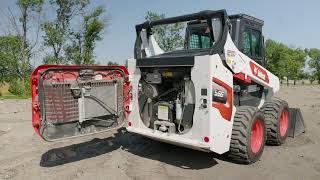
42 79 124 125
43 82 78 124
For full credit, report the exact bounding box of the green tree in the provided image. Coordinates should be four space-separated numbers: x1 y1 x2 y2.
306 48 320 83
265 39 287 80
284 47 306 85
65 6 106 64
42 0 89 64
145 11 185 51
17 0 43 68
0 35 32 96
0 0 43 96
265 39 306 85
0 36 22 83
42 0 106 65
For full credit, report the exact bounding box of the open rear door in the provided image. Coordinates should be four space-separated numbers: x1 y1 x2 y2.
30 65 130 141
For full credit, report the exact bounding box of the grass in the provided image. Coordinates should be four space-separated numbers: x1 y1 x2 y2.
0 85 30 99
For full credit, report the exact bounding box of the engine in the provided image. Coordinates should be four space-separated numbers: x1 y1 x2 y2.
138 68 195 134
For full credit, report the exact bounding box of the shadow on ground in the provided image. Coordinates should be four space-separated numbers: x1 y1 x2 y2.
40 128 218 169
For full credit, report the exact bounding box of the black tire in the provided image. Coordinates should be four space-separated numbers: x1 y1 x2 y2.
228 106 267 164
261 98 290 145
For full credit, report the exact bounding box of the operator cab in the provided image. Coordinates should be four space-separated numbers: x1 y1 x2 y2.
229 14 265 66
184 14 265 66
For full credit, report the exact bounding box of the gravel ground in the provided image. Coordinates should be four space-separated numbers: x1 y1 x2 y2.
0 85 319 180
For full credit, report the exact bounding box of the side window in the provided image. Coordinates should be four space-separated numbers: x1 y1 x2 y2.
251 30 261 57
242 29 251 56
241 27 262 58
188 26 213 49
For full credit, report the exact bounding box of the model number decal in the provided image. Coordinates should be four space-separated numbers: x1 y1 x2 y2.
212 84 227 104
214 89 225 98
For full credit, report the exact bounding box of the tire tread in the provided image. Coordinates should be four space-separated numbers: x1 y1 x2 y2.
228 106 265 164
261 98 289 145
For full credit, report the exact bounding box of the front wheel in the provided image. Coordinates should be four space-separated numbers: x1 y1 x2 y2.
228 106 267 164
261 98 290 145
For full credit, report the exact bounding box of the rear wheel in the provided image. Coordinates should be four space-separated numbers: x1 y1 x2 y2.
261 98 289 145
228 106 266 164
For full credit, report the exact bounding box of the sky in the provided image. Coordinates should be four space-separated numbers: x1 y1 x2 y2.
1 0 320 65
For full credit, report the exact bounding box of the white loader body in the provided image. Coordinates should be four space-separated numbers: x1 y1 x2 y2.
126 33 280 154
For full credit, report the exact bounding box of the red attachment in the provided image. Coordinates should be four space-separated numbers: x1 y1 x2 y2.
279 109 289 137
204 137 210 143
128 121 132 126
212 77 233 121
250 119 263 153
233 73 251 84
30 64 130 137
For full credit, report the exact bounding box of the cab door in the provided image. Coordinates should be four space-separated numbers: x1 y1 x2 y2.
30 65 130 141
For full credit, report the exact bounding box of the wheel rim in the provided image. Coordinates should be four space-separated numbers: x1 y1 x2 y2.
251 119 263 154
279 109 289 137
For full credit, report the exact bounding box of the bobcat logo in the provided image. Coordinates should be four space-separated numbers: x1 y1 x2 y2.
253 66 266 80
250 61 269 83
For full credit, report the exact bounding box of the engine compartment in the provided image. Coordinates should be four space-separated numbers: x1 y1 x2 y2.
138 67 195 134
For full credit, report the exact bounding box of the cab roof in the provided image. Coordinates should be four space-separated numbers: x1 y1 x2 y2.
229 14 264 26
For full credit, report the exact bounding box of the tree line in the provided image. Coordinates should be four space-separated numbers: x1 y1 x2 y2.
266 39 320 85
1 9 320 97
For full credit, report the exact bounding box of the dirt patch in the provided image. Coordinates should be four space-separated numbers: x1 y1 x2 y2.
0 85 320 180
0 130 5 136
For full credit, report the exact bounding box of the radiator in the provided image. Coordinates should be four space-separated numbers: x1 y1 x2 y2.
42 79 124 125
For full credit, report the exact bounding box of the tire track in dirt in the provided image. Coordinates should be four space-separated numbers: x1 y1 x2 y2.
120 133 170 179
122 133 197 180
0 151 40 180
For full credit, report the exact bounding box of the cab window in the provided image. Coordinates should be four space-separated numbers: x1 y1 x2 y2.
188 26 212 49
242 29 251 56
251 30 261 57
241 28 262 58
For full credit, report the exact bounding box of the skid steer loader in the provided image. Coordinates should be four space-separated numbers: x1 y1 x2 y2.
30 10 305 164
